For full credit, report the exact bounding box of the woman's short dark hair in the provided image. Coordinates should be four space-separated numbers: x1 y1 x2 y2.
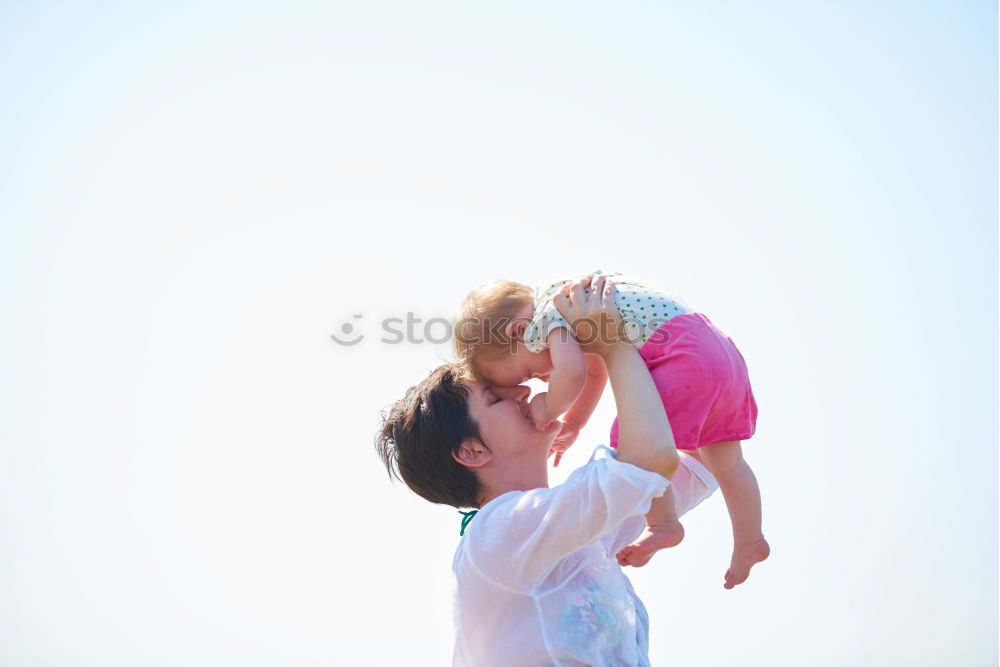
375 363 486 509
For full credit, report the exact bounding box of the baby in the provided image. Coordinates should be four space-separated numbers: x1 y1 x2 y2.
455 272 769 588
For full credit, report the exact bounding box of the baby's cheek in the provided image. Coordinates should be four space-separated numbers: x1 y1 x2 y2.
489 368 520 387
480 360 513 386
497 375 518 388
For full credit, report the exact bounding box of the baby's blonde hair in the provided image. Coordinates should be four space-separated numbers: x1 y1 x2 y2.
454 280 534 378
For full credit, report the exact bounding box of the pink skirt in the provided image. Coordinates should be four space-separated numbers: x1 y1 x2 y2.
610 312 758 451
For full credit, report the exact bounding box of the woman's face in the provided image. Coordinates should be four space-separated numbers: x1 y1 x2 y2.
464 381 558 458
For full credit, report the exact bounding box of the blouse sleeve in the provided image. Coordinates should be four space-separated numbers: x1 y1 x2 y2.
467 447 669 590
601 451 719 555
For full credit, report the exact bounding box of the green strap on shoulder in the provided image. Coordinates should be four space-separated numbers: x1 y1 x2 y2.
458 510 478 536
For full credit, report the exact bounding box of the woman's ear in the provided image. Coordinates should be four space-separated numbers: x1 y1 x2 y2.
453 440 492 469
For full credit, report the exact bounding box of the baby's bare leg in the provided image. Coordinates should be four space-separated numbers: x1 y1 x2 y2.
699 440 769 589
615 486 685 568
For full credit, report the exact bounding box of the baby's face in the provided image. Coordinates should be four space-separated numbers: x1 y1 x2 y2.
478 344 553 387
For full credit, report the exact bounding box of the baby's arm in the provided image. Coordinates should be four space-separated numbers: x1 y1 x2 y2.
563 354 608 430
528 329 587 428
549 354 608 466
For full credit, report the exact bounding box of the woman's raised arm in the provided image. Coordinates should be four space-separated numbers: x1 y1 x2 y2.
553 274 679 480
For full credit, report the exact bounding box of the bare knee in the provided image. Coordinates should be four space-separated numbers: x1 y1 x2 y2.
700 440 744 476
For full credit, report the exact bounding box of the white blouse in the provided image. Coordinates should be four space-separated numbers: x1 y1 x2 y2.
452 448 717 666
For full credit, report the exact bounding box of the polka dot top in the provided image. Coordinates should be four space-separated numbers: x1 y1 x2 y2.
523 271 693 353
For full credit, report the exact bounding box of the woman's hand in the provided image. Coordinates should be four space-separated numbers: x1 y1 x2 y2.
552 274 626 358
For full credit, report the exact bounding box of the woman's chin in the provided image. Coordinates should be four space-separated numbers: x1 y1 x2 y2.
523 420 560 443
535 421 562 446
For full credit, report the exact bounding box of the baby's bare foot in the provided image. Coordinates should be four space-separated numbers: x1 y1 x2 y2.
615 521 685 568
724 537 770 589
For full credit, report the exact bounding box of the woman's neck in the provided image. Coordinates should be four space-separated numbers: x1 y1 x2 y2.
477 463 549 507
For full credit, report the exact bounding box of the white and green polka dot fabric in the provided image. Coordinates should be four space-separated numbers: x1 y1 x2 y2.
522 272 693 352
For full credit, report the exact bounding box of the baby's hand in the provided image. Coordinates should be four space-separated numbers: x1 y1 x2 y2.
549 420 580 467
529 393 555 430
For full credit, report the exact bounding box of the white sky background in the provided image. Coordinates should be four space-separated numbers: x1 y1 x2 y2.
1 1 996 665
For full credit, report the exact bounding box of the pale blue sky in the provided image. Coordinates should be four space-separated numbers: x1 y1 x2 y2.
1 2 996 665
